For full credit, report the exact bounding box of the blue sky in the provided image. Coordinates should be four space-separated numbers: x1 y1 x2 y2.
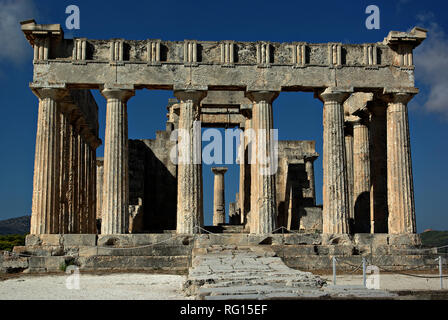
0 0 447 231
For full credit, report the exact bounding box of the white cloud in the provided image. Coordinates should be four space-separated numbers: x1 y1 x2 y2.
413 16 448 117
0 0 37 64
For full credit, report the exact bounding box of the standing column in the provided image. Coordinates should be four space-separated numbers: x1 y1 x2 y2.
319 88 351 234
385 92 416 234
304 156 317 206
101 87 134 234
353 117 371 233
369 103 388 233
30 88 63 235
243 116 253 230
58 110 71 234
212 167 228 225
174 90 206 234
245 91 279 234
344 124 354 224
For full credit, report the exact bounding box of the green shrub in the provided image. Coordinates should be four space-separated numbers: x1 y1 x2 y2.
0 234 26 251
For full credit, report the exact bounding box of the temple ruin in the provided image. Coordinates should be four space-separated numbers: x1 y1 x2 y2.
4 20 431 273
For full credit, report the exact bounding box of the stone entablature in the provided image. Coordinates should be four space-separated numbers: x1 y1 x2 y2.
21 20 426 91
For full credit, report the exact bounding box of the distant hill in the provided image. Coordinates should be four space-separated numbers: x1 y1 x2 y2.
0 216 30 235
420 231 448 248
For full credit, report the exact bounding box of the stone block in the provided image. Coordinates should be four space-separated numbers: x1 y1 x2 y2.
28 256 66 272
13 245 64 257
97 234 191 247
271 245 318 256
321 234 353 245
78 255 189 271
2 256 29 271
62 234 97 247
388 234 422 246
353 233 389 246
328 245 355 256
26 234 63 246
299 207 323 232
282 234 322 245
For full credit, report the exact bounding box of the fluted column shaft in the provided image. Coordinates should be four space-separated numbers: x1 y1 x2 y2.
212 167 228 226
320 88 350 234
344 127 354 222
369 104 388 233
386 93 416 234
305 157 317 206
246 91 279 234
30 88 63 234
101 88 134 234
175 90 206 234
353 119 371 233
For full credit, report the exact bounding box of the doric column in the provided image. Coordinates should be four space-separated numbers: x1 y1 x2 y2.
344 124 354 224
352 117 371 233
212 167 228 226
30 88 64 234
58 110 70 234
304 156 317 206
101 87 134 234
96 157 104 224
174 90 206 234
67 123 79 233
245 91 279 234
369 103 388 233
319 88 351 234
385 92 416 234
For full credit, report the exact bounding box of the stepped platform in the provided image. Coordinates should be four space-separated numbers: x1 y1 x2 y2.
0 233 441 275
184 246 396 300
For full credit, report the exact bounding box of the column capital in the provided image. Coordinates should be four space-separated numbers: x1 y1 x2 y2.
101 86 135 102
345 115 368 128
245 91 279 104
382 87 418 104
303 154 319 162
32 87 66 101
318 87 353 104
173 90 207 105
211 167 228 175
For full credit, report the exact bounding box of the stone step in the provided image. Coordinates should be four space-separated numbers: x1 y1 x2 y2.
203 225 246 234
79 245 193 257
78 255 190 271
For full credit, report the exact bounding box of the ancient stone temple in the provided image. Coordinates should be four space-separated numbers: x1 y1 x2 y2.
20 19 427 251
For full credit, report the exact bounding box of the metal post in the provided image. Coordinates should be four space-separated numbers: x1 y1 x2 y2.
362 257 367 288
439 256 443 290
332 257 337 285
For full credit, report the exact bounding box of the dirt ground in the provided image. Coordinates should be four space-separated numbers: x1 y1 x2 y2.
0 272 446 300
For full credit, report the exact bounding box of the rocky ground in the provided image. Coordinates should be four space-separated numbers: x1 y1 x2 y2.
0 272 446 300
0 273 191 300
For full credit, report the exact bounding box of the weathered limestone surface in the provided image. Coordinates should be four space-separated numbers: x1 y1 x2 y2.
320 88 351 234
275 141 319 230
246 91 279 234
21 20 427 91
96 158 104 221
211 167 228 226
30 87 99 235
369 103 388 233
175 90 206 234
344 127 354 224
385 91 417 234
352 118 371 233
101 87 134 234
31 88 62 234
